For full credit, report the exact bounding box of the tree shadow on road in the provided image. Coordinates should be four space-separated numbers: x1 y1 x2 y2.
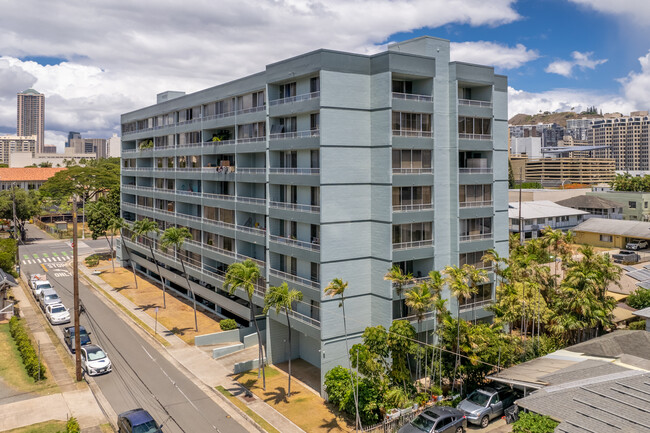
164 326 193 337
113 285 130 292
136 303 159 312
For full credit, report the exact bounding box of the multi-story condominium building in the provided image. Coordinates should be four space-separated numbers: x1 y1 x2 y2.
566 117 598 141
509 123 565 147
0 135 36 164
119 36 508 395
17 89 45 153
510 156 615 187
592 112 650 171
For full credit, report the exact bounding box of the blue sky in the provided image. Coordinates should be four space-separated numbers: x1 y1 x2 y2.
0 0 649 148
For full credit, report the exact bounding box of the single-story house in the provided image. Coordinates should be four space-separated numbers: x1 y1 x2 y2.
509 200 589 240
572 218 650 249
555 194 623 220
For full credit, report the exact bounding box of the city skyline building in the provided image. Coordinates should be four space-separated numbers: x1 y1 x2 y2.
118 36 508 395
0 135 37 165
17 89 45 153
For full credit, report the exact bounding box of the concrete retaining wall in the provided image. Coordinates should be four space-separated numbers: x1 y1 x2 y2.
233 358 260 374
212 343 245 359
194 329 240 346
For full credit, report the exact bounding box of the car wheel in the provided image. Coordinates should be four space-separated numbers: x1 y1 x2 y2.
480 415 489 428
455 427 463 433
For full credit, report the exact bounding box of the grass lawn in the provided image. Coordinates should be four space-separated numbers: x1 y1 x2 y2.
216 386 281 433
98 263 223 345
234 366 354 433
3 420 67 433
0 323 58 395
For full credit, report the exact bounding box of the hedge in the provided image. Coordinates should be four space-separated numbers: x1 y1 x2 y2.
220 318 238 331
9 317 47 381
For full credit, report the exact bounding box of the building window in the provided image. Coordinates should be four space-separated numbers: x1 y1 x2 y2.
392 222 433 244
459 184 491 205
629 201 637 209
392 112 432 136
310 77 320 93
460 218 492 241
459 251 490 269
310 113 320 131
394 186 432 208
279 82 296 98
599 235 612 242
458 117 491 136
392 149 431 170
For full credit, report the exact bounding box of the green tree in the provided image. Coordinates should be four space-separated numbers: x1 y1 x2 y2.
263 282 303 396
512 412 558 433
132 218 167 307
0 238 17 276
224 259 266 390
508 159 515 188
160 227 198 331
405 283 433 387
39 158 120 204
0 188 41 226
384 265 413 318
387 320 416 390
86 188 120 242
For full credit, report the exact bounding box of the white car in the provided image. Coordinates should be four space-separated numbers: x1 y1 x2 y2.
626 239 649 250
45 303 71 325
80 344 112 376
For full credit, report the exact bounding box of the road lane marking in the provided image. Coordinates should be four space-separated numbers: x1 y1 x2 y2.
52 252 58 257
36 259 41 263
40 264 48 272
62 252 68 256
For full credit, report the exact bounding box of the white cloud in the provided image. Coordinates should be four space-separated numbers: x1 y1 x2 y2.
545 51 607 77
619 50 650 110
568 0 650 24
0 0 522 146
450 41 539 69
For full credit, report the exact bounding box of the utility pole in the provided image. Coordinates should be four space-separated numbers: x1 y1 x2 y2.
11 183 19 276
72 197 82 381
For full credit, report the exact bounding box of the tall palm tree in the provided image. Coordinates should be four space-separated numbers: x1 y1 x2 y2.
225 259 266 390
132 218 167 308
462 264 489 324
106 217 125 273
160 227 198 331
263 282 303 396
324 278 360 431
405 284 433 388
384 265 413 318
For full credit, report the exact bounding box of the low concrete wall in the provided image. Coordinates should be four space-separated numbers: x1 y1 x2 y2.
195 329 240 346
233 358 260 374
212 343 244 359
243 332 260 348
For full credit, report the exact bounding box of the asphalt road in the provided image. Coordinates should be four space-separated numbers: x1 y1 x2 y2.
19 224 250 433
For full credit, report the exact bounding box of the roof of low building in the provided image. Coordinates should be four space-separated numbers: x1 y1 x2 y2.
555 195 622 210
633 306 650 319
572 218 650 238
565 330 650 361
0 269 17 287
0 167 65 182
508 200 589 219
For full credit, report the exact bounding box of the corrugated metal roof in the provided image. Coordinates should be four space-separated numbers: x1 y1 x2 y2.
555 195 623 209
572 218 650 238
508 200 589 219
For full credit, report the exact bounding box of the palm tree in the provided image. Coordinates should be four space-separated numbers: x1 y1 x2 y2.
106 217 125 273
462 264 488 324
225 259 266 390
263 282 303 396
160 227 198 331
384 265 413 318
405 284 433 389
115 219 138 289
132 218 167 308
324 278 360 431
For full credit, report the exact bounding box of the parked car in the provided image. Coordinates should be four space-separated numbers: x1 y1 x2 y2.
457 386 519 428
63 325 91 353
80 344 112 376
38 288 61 311
29 274 52 297
397 407 467 433
612 250 640 264
45 303 71 325
117 408 162 433
626 239 649 250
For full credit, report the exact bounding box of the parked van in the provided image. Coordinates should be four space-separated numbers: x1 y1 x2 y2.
39 288 61 311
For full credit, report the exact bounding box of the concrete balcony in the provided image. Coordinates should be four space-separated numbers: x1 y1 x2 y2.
392 130 433 138
269 235 320 252
269 201 320 214
269 268 320 292
392 203 434 213
392 168 433 175
458 99 492 108
392 92 433 102
392 239 434 251
269 91 320 106
459 200 493 208
459 233 493 243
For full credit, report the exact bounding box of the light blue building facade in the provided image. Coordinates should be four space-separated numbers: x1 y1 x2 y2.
119 36 508 396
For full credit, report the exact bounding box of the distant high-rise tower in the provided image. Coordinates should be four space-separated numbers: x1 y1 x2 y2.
17 89 45 153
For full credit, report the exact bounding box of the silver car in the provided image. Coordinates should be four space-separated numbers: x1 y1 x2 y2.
39 288 61 311
457 387 518 428
398 407 466 433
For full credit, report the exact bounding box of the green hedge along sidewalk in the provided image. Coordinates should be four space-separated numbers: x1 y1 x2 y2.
9 316 47 382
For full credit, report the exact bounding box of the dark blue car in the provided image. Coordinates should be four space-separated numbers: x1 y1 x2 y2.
118 408 162 433
63 325 91 353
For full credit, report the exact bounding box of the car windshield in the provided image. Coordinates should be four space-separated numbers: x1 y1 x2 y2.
467 390 491 407
133 420 159 433
51 306 66 314
411 414 436 432
39 283 52 289
45 295 59 302
87 348 106 361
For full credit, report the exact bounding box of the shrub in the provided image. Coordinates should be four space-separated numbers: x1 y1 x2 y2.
220 319 238 331
9 317 47 381
629 320 646 330
512 412 558 433
84 254 100 267
65 417 80 433
627 288 650 310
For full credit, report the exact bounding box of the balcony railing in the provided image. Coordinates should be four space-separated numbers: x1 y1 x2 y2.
269 268 320 290
459 167 492 174
236 167 266 174
399 310 437 323
391 276 430 289
392 92 433 102
392 167 433 174
185 239 265 267
459 200 493 208
459 133 492 140
270 235 320 252
459 233 493 242
459 298 493 312
122 149 138 154
392 239 434 250
392 130 433 138
237 136 265 144
236 105 265 115
269 168 320 175
269 91 320 106
203 110 236 121
392 203 434 212
458 99 492 108
269 201 320 213
270 130 320 140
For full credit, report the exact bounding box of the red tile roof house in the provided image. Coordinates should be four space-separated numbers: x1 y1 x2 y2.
0 167 66 191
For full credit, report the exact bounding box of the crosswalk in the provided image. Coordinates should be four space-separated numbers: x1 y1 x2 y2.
22 251 73 265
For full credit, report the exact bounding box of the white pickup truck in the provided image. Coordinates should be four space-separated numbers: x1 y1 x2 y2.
29 274 53 297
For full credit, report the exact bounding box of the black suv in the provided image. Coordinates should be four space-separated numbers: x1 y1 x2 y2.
63 325 91 353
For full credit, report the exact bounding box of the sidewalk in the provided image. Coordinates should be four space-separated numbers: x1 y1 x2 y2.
79 263 305 433
0 279 108 432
